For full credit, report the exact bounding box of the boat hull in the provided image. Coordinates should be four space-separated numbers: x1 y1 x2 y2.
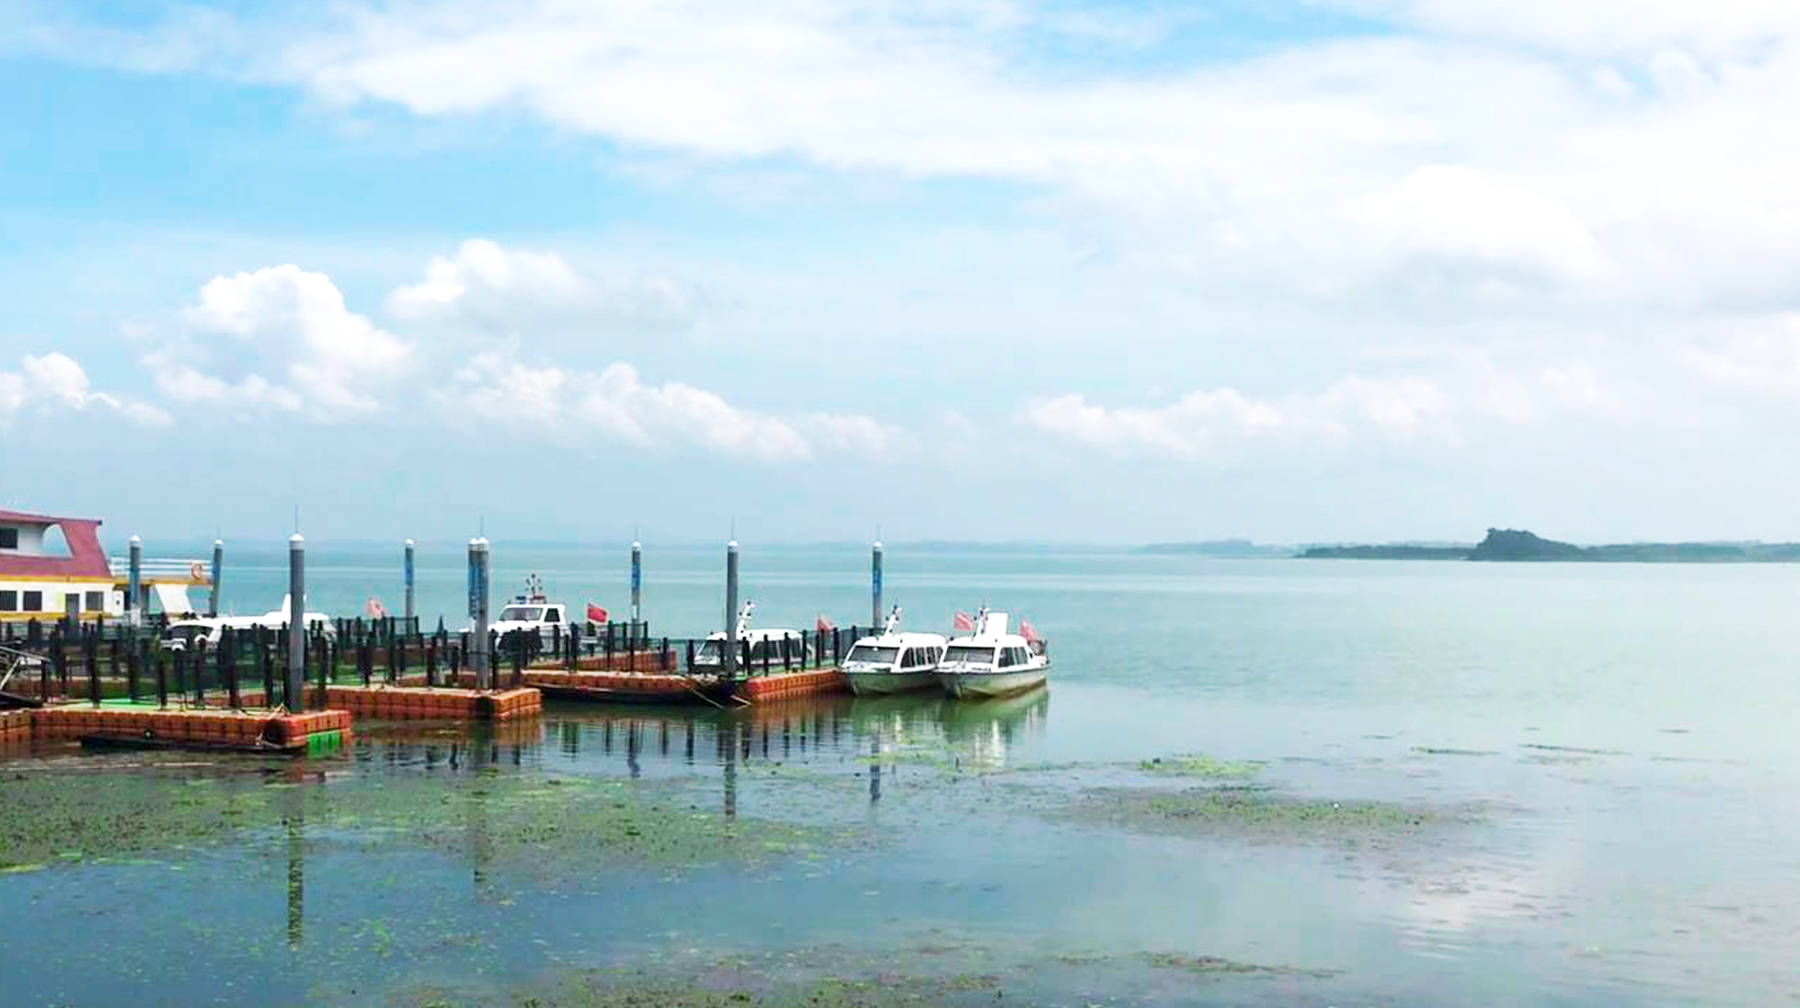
845 669 940 695
938 666 1049 699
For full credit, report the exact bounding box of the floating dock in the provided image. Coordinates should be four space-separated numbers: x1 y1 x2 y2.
736 668 849 701
31 704 351 754
320 684 541 721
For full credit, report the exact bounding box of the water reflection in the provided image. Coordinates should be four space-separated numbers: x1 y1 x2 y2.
281 778 304 949
516 687 1051 781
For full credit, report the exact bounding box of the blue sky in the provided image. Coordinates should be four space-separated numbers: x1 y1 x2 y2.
7 1 1800 545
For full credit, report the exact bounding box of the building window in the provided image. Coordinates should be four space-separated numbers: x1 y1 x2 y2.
22 591 43 611
0 528 17 549
0 591 15 611
85 591 103 611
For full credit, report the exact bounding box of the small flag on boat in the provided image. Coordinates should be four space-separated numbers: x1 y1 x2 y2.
1019 618 1039 644
953 610 974 632
815 613 835 633
586 602 609 624
364 596 387 619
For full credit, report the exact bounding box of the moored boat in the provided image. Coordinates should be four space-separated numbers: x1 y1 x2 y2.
692 602 810 673
842 607 946 696
936 610 1049 699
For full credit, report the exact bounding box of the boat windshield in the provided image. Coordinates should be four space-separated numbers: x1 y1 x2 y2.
696 640 723 660
943 645 995 665
498 606 544 622
846 645 898 664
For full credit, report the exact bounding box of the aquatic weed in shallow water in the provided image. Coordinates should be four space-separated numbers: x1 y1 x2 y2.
0 769 843 875
1058 784 1458 843
1135 754 1262 778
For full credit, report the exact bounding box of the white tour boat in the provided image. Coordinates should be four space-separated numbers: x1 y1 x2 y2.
842 607 947 696
693 602 810 672
466 575 572 649
936 609 1050 699
161 594 333 651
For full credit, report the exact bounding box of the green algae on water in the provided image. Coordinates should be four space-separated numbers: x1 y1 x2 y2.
1136 753 1262 778
0 769 838 875
1059 784 1454 843
1140 951 1338 977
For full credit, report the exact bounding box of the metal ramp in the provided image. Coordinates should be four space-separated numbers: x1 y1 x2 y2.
0 644 45 708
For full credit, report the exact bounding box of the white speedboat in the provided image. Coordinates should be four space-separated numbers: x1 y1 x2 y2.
693 602 810 672
842 607 946 696
937 610 1050 699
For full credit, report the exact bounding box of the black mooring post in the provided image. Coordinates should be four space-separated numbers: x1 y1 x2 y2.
222 629 241 710
260 632 275 708
604 625 614 670
685 639 695 673
193 641 207 709
567 623 579 671
108 635 120 680
315 631 329 705
85 633 101 708
173 646 189 705
359 634 371 687
425 637 438 687
39 635 52 701
660 636 669 672
154 651 169 709
512 634 524 688
126 639 140 702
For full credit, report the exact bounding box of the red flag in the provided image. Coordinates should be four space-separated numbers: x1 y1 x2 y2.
364 596 387 619
1019 618 1038 644
953 610 974 632
586 602 609 624
815 613 835 633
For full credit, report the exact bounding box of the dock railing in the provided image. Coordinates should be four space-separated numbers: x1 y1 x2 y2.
0 618 870 708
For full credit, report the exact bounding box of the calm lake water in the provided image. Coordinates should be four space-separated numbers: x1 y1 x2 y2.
5 545 1800 1005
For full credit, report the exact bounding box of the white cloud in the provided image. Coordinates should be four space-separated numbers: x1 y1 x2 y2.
153 264 410 418
441 347 898 462
1684 313 1800 396
1020 387 1289 461
137 0 1790 317
1021 362 1646 460
0 352 171 427
386 239 693 331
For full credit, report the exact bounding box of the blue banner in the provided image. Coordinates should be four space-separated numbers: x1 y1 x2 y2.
467 557 486 619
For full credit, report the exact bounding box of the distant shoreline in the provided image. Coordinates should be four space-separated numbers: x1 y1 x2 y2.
1150 529 1800 563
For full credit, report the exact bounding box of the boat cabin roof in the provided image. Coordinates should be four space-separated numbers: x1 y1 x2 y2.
944 633 1031 650
704 627 805 642
852 631 947 649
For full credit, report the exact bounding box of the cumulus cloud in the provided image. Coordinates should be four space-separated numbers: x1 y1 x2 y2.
386 239 693 331
1684 313 1800 396
1020 364 1643 460
0 352 171 427
60 0 1774 315
150 264 410 418
442 347 899 462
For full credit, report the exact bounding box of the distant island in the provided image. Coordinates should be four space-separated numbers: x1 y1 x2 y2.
1301 528 1800 562
1137 539 1293 557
